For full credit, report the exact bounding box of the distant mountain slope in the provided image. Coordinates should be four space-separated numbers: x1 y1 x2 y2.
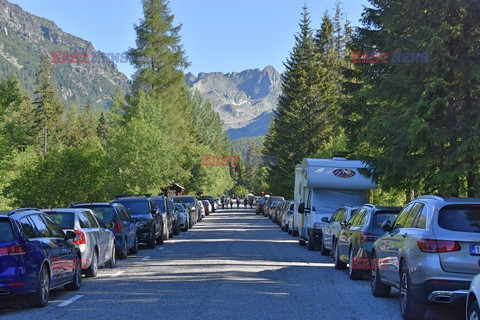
186 66 281 140
0 0 130 111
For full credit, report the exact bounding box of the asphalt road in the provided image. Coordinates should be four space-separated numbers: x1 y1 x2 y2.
0 209 463 320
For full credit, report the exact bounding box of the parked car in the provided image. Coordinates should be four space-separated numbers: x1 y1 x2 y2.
151 196 175 238
201 200 212 216
466 274 480 320
335 204 401 279
172 196 198 226
199 196 216 213
271 201 282 222
197 200 205 220
320 206 360 256
0 208 81 308
42 208 116 277
173 203 189 231
370 195 480 320
113 195 165 248
71 202 138 258
264 196 284 218
281 200 294 232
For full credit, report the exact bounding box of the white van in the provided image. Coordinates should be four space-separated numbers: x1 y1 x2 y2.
292 157 377 250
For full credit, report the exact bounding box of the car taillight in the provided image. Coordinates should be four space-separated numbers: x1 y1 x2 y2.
0 245 26 256
360 232 379 242
73 230 86 245
417 239 461 253
114 221 122 234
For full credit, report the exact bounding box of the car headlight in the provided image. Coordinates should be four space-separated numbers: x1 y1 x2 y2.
313 222 323 229
136 220 151 228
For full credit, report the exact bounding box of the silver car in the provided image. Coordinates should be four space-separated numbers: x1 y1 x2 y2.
43 208 116 278
467 274 480 320
370 195 480 320
320 205 359 256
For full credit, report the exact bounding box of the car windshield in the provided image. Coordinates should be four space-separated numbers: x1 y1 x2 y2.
174 204 184 212
45 212 75 229
438 204 480 233
0 220 15 242
372 212 399 229
118 200 150 215
172 197 195 204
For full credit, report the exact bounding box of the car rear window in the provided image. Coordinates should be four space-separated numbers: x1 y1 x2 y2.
154 200 166 213
87 206 116 223
438 204 480 233
45 212 75 229
118 200 150 215
172 197 195 204
0 220 15 242
372 212 399 229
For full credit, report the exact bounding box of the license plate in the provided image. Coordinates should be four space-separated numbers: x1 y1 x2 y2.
470 244 480 255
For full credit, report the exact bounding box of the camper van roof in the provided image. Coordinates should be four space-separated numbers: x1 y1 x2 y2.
301 158 367 168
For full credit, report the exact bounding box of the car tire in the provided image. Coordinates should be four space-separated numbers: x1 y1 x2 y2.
85 250 98 278
370 252 391 297
29 265 49 308
130 236 138 254
174 222 180 235
320 238 330 256
65 255 82 291
108 245 116 269
288 226 292 235
400 263 426 320
147 228 156 249
468 300 480 320
334 242 347 270
299 239 306 246
307 233 316 251
119 237 128 259
348 248 364 280
157 228 165 245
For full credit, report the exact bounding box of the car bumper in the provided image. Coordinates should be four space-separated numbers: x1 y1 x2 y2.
136 228 152 241
411 279 470 303
309 228 323 245
0 270 36 296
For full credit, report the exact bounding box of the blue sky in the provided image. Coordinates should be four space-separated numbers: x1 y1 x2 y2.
9 0 369 78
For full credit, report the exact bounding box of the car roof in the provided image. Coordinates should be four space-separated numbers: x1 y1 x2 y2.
72 202 116 207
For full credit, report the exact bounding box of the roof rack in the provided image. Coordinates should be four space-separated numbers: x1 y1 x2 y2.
8 208 40 215
114 194 151 199
415 195 444 201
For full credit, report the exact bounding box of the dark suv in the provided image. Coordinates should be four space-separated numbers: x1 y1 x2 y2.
0 208 81 307
113 195 163 249
151 195 176 238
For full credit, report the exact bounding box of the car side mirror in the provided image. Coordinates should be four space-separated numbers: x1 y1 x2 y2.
65 230 76 240
381 220 393 232
298 203 305 214
321 217 329 223
106 221 115 228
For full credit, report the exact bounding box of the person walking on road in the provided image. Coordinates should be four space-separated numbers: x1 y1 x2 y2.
236 197 240 209
243 197 248 208
229 198 233 209
249 197 253 209
221 196 225 209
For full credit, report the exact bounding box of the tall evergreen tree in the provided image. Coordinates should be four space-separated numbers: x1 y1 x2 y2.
96 112 108 140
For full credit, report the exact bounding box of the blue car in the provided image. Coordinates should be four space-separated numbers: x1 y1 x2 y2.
0 208 82 308
70 202 138 258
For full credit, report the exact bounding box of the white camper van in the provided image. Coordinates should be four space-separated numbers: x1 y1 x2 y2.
292 157 377 250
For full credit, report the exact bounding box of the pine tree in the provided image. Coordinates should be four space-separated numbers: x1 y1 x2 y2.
96 112 108 140
33 56 64 155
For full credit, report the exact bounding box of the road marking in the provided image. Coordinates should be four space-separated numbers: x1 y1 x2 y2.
157 247 165 251
141 256 150 261
58 295 84 307
110 271 124 277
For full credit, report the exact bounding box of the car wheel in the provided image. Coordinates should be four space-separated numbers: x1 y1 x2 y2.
108 245 116 269
468 300 480 320
400 263 426 320
288 226 292 235
65 256 82 291
334 242 347 270
348 248 364 280
147 228 156 249
173 222 180 235
29 265 49 308
130 236 138 254
299 239 306 246
370 252 391 297
307 233 316 251
320 238 330 256
119 237 128 259
85 250 98 278
157 228 165 245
